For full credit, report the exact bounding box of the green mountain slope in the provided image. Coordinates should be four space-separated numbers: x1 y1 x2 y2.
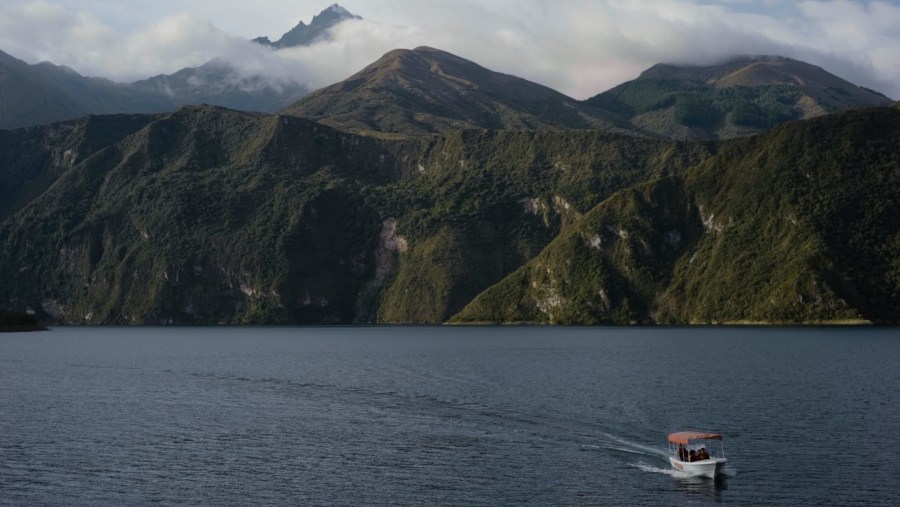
370 130 714 322
0 107 393 323
0 114 158 220
0 106 711 324
453 107 900 324
587 56 893 140
282 46 630 137
2 104 897 325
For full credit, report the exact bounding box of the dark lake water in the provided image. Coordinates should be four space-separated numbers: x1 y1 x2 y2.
1 326 899 505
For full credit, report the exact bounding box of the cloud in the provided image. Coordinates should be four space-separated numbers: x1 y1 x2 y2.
0 0 897 100
0 2 225 81
332 0 900 99
280 0 900 99
0 1 114 63
273 18 420 90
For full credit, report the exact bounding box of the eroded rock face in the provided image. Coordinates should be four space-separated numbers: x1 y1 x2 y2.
372 218 408 287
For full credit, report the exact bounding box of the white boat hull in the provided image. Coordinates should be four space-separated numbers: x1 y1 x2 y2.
669 457 726 478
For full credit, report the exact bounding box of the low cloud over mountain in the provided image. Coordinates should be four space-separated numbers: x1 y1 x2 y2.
0 1 897 101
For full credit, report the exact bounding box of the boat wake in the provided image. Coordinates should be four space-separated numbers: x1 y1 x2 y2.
581 432 669 460
631 462 693 479
632 461 738 479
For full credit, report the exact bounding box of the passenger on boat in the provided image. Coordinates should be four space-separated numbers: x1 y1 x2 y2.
697 447 710 460
688 449 697 462
678 444 688 461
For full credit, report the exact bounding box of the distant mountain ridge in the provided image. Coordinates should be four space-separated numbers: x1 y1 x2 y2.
282 49 892 139
0 49 306 129
0 49 171 129
0 4 362 129
587 55 892 140
0 10 893 138
282 46 631 136
639 56 889 107
2 46 893 136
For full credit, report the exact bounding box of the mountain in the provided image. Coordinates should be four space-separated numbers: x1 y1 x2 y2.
284 50 893 140
0 50 171 129
0 49 305 129
0 105 711 324
0 4 360 128
0 113 158 219
282 46 629 137
587 56 893 140
123 4 364 112
129 58 307 114
0 3 358 129
3 43 899 325
453 106 900 324
253 4 361 48
1 103 898 325
0 107 389 324
6 37 893 139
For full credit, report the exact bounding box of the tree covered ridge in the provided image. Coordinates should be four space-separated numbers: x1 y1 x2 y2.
455 107 900 324
1 106 897 324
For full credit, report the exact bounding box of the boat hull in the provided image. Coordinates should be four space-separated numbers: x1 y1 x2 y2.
669 457 726 478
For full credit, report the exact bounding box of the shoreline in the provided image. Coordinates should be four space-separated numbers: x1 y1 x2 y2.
17 321 892 329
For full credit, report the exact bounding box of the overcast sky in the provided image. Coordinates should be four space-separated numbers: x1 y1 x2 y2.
1 0 898 99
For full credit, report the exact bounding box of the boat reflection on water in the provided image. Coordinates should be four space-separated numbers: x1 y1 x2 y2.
677 472 729 498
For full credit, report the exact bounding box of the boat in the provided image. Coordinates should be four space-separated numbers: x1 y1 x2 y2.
667 431 727 478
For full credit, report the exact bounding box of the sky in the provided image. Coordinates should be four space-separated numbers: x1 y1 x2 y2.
0 0 898 100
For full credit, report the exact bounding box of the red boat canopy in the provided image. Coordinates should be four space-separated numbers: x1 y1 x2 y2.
667 431 723 444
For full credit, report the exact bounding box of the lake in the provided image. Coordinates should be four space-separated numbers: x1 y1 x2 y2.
1 326 898 505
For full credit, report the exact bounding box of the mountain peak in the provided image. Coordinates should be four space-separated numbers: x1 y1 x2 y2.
254 4 361 49
311 3 360 25
325 3 352 17
281 46 623 136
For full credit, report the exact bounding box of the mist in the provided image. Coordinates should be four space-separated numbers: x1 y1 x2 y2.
0 0 897 100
